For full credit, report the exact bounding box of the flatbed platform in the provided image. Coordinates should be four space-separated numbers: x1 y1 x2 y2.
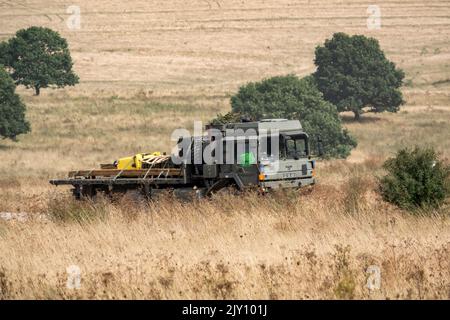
50 167 187 191
50 177 186 186
68 168 183 178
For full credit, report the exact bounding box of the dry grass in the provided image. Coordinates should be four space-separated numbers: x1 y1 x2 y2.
1 0 450 98
0 0 449 299
1 183 449 299
0 161 449 299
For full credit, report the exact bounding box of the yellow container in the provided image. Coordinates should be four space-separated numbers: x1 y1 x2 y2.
115 152 163 170
116 156 136 170
134 153 143 170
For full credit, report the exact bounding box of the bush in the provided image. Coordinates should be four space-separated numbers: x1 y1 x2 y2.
0 65 30 140
214 75 357 158
379 147 450 210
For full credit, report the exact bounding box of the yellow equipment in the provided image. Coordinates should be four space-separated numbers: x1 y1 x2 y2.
116 152 166 170
116 156 135 170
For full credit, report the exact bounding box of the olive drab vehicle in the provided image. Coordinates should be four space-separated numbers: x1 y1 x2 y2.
50 119 317 199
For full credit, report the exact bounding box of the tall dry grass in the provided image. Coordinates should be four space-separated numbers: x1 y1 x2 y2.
0 168 449 299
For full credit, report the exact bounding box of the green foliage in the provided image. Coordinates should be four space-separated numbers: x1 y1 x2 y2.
313 33 405 120
209 111 250 125
0 66 30 140
380 147 450 210
1 26 79 95
218 74 356 158
0 42 9 66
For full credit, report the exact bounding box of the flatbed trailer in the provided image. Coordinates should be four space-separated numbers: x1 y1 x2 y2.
50 167 191 199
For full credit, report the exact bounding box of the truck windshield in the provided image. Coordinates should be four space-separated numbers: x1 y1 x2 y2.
282 134 308 159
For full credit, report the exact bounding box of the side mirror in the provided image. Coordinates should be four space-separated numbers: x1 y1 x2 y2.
317 137 324 157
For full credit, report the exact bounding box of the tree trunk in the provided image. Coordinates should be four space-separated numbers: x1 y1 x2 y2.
353 110 361 121
35 86 40 96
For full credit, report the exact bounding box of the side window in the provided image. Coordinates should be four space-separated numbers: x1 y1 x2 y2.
296 138 306 156
283 135 308 159
286 139 296 159
279 137 286 159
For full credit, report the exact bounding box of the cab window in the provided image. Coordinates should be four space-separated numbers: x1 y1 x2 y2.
283 134 308 159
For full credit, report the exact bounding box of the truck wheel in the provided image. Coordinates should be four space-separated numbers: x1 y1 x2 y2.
206 179 238 196
124 189 147 203
81 185 97 199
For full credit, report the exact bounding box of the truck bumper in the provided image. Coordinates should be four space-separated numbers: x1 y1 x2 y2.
260 177 315 189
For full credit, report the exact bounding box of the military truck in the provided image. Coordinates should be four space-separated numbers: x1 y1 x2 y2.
50 119 317 199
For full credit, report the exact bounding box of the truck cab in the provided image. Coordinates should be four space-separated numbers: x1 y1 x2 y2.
258 120 315 190
203 119 315 192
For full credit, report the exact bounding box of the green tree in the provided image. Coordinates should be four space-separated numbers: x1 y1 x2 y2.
214 75 357 158
1 26 79 95
0 42 9 66
0 66 30 140
380 147 450 210
313 33 405 120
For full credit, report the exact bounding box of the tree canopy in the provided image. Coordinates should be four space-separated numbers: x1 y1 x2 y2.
0 26 79 95
0 65 30 140
313 32 405 120
213 75 357 158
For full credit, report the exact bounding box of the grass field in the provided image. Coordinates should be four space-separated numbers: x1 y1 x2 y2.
0 0 449 299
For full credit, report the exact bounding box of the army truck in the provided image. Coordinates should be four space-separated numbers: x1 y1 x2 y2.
50 119 317 199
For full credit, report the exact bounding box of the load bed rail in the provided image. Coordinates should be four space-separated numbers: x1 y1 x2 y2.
68 168 183 178
49 177 185 186
50 167 188 198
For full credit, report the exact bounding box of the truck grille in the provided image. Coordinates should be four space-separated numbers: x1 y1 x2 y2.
302 164 307 175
